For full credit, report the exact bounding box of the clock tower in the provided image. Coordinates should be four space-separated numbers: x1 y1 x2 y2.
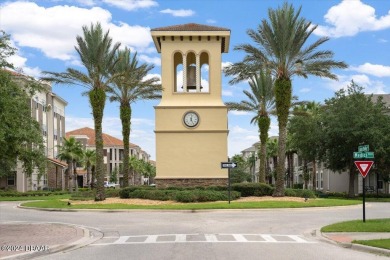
151 23 230 187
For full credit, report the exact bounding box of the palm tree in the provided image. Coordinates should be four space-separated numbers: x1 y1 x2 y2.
83 149 96 188
57 137 82 192
226 70 275 183
42 23 121 200
224 3 347 196
107 48 161 188
266 138 278 185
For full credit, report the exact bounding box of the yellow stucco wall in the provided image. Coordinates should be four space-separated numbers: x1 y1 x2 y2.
153 26 230 181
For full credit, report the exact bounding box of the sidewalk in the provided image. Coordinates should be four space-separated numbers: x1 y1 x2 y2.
0 222 95 259
321 231 390 255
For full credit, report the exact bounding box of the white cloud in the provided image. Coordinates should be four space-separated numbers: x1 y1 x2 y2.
1 1 153 63
160 9 195 17
230 111 249 116
75 0 96 6
102 0 158 11
221 62 232 70
206 19 217 24
315 0 390 38
299 88 311 93
326 74 388 94
6 43 42 78
143 73 161 85
139 55 161 66
350 63 390 77
222 90 233 97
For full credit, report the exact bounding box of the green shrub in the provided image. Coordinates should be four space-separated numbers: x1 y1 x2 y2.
0 190 68 197
128 189 175 201
284 188 316 198
284 189 297 197
119 186 150 198
293 183 304 189
71 190 95 200
105 188 121 198
174 190 240 203
231 183 273 197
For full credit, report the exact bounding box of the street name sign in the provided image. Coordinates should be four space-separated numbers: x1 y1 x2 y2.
221 162 237 169
353 152 374 159
358 145 369 152
354 161 374 178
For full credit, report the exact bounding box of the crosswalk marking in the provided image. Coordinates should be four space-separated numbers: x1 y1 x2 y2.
261 235 277 242
232 234 247 242
92 233 316 246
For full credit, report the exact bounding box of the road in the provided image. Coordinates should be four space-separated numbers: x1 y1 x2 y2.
0 201 389 260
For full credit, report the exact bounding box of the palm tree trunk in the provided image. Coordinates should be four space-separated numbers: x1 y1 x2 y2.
258 115 270 183
121 103 131 187
65 160 71 192
86 163 90 188
73 160 78 192
312 160 317 191
273 78 292 197
259 143 266 183
90 88 106 201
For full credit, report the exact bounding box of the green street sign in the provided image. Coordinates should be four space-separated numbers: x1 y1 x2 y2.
353 151 374 159
358 145 369 152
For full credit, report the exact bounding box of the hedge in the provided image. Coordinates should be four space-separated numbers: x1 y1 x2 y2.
119 187 240 203
231 183 274 197
0 190 68 197
284 188 316 198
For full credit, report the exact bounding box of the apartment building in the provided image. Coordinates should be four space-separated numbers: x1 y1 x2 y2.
66 127 151 187
0 71 68 191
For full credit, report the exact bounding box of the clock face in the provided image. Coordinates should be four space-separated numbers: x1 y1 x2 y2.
183 111 199 128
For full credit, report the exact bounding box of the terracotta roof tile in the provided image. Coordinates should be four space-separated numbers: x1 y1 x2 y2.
151 23 230 32
47 157 67 167
66 127 138 147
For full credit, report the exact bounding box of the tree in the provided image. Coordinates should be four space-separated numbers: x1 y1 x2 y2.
224 2 347 196
0 71 46 179
226 70 275 183
0 30 16 69
129 156 143 185
266 138 278 184
107 48 161 187
230 154 251 183
42 23 121 201
289 101 322 191
57 137 83 192
320 81 389 197
83 149 96 188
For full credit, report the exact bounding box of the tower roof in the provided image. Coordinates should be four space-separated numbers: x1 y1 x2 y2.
151 23 230 53
151 23 230 32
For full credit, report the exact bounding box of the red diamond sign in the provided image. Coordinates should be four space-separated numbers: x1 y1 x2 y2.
354 161 374 178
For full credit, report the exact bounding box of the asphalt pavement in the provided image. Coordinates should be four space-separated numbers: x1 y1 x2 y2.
0 206 389 259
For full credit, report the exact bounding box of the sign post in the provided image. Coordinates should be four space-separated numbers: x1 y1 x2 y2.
354 144 374 223
221 160 237 204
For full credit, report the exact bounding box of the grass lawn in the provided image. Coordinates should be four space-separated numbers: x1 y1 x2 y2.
20 198 361 210
353 239 390 250
321 219 390 232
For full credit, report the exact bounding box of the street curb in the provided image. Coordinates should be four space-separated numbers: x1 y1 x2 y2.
0 224 103 260
319 230 390 256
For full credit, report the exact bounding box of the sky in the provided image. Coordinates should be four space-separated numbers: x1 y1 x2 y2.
1 0 390 160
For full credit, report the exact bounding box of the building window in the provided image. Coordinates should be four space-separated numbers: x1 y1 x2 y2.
378 180 383 190
7 172 16 186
